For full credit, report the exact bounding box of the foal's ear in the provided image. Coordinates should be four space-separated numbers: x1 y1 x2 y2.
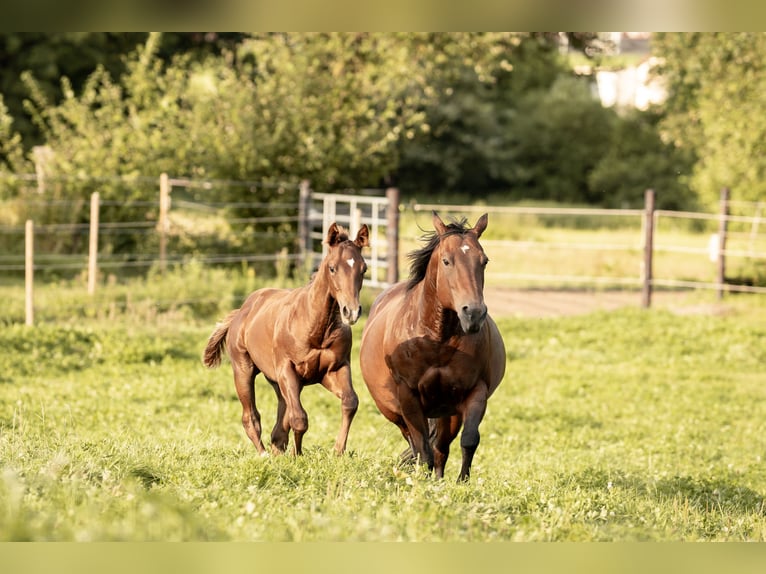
432 211 448 235
472 213 488 238
326 222 346 246
354 224 370 249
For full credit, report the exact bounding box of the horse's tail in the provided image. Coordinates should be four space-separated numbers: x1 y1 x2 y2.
202 309 239 368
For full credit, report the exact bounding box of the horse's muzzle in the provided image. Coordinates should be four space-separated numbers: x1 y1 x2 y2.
341 304 363 325
459 303 487 334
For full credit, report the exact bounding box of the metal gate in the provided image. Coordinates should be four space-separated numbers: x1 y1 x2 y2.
298 185 400 288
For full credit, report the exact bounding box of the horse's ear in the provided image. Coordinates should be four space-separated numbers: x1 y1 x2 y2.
432 211 447 235
472 213 488 238
354 224 369 249
326 222 343 246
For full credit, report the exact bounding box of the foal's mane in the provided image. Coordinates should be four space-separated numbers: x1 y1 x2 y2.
406 217 471 290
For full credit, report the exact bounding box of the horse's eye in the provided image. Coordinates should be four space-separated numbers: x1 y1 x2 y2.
362 264 368 274
482 258 489 267
442 258 450 266
329 265 336 274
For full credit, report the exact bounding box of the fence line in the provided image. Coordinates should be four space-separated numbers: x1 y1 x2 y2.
408 188 766 307
4 175 766 325
411 202 644 217
4 174 399 324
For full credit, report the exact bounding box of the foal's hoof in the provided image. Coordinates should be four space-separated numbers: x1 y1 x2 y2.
271 445 287 456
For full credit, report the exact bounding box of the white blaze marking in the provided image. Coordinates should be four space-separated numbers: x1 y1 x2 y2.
346 257 355 268
460 244 470 254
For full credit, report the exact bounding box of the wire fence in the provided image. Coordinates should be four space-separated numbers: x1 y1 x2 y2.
1 175 305 275
409 190 766 300
2 173 765 326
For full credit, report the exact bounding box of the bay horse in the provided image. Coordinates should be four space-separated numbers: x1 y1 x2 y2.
359 212 505 480
203 222 369 456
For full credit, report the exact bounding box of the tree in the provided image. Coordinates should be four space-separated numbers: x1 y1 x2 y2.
587 109 696 210
504 75 615 204
653 33 766 208
11 33 430 258
0 94 28 175
0 33 250 148
395 32 570 195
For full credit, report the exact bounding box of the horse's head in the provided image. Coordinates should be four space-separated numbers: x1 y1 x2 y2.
324 222 369 325
432 212 489 334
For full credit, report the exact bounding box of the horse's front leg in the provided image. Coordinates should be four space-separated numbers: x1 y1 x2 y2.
433 415 462 479
320 362 359 455
457 384 488 481
276 362 308 455
397 382 434 471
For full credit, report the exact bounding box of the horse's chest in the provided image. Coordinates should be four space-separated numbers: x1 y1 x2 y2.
387 339 480 398
294 347 340 382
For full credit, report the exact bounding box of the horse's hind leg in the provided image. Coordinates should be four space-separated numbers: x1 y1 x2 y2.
232 356 267 456
268 379 289 455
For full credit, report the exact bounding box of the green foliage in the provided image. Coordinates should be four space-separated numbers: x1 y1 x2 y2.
653 33 766 208
396 32 569 194
0 95 28 175
20 33 425 192
587 109 696 210
0 33 249 148
503 75 615 203
4 33 433 262
4 32 740 227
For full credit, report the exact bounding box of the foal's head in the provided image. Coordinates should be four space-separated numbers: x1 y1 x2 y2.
411 212 489 334
323 222 369 325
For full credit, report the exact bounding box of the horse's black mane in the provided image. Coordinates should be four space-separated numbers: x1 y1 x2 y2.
406 217 471 290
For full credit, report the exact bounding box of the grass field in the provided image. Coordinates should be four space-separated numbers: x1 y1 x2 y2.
2 270 766 541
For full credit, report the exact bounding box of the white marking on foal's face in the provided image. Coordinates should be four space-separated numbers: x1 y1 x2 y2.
346 257 355 268
460 244 470 254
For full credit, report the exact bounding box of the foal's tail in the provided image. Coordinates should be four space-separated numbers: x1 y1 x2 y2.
202 309 239 368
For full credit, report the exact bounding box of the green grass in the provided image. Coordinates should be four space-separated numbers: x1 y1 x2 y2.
2 275 766 541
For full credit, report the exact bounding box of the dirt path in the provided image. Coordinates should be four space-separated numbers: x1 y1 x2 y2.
484 287 727 318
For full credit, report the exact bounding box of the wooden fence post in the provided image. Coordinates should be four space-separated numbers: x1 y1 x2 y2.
87 191 100 295
298 180 312 269
641 189 655 309
716 187 730 300
159 173 170 272
386 187 400 285
25 220 34 326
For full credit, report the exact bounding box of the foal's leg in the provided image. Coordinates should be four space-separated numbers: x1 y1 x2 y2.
231 354 267 455
276 362 309 455
458 384 488 481
433 415 462 479
268 379 289 455
320 363 359 455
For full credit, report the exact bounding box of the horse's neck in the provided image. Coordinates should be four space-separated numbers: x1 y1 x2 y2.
303 272 339 342
413 277 458 342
